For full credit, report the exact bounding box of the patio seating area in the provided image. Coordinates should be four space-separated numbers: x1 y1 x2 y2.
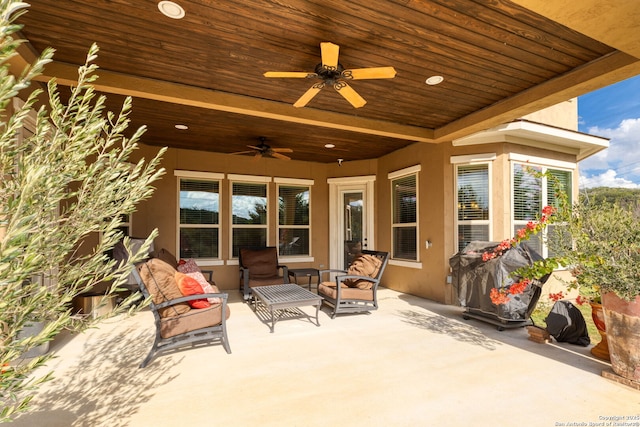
11 288 639 427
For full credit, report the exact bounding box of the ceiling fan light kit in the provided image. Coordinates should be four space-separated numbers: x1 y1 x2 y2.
264 42 396 109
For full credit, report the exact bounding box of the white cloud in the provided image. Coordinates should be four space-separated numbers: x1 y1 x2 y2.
180 190 219 210
579 117 640 187
579 169 640 189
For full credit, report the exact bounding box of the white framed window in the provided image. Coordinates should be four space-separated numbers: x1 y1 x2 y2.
276 178 312 257
230 174 270 258
455 163 491 252
389 166 420 262
175 171 223 261
511 155 573 257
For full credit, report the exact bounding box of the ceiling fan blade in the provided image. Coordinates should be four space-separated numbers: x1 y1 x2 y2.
293 84 323 108
271 147 293 153
247 145 263 150
254 152 263 160
344 67 397 80
320 42 340 69
230 150 255 155
264 71 317 78
334 81 366 108
271 151 291 160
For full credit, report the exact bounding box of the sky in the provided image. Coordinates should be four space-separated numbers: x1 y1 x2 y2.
578 75 640 188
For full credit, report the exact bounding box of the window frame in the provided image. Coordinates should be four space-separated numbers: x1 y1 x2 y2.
228 174 271 259
175 170 224 266
388 165 420 263
453 159 493 253
275 177 313 259
510 154 575 258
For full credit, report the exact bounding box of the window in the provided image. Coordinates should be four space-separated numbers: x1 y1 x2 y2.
512 161 572 257
390 168 418 261
178 177 220 259
231 177 269 257
117 214 131 238
277 183 310 256
456 164 490 252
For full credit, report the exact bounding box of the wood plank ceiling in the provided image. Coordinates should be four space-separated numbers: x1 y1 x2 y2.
13 0 639 163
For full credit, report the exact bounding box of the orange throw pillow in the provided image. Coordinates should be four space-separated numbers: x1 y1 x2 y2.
175 272 211 309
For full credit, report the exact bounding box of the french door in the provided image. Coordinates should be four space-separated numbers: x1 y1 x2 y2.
328 176 375 269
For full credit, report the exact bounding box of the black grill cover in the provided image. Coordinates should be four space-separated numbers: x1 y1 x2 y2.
449 241 546 321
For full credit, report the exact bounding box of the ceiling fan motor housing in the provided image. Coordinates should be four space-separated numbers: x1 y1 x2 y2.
315 62 345 84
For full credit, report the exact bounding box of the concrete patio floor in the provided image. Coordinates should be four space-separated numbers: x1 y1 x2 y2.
9 287 640 427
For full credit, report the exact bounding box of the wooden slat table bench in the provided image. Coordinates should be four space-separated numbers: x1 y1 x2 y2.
251 284 323 333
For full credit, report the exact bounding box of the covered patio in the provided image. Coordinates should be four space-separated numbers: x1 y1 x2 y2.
12 288 638 427
5 2 640 425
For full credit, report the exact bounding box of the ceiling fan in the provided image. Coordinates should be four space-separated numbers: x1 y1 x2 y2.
264 42 396 108
231 137 293 160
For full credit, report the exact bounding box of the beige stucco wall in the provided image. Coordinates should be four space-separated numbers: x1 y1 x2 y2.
131 144 335 289
129 133 582 305
129 93 582 302
521 99 578 131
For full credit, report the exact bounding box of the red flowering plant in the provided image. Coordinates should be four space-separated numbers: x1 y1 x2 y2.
485 204 560 305
485 169 640 308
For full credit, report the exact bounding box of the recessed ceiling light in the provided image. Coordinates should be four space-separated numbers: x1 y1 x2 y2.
324 143 335 148
175 124 188 130
425 75 444 85
158 1 185 19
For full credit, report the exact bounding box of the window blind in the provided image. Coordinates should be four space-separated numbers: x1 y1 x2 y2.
232 182 267 225
392 174 416 224
513 164 542 221
457 165 489 221
391 174 417 261
179 179 220 259
278 185 310 256
180 179 219 225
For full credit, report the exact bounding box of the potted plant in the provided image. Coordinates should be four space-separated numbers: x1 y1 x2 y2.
488 173 640 383
569 201 640 380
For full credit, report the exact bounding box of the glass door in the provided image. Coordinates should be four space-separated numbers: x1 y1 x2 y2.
343 191 365 269
328 176 375 270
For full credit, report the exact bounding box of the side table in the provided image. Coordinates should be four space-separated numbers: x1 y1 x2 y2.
287 268 320 291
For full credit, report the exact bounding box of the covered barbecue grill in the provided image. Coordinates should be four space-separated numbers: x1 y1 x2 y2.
449 241 546 330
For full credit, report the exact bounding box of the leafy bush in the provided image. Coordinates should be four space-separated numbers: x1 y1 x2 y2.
0 1 165 420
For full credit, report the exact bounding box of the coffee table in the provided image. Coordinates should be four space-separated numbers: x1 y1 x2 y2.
251 283 323 333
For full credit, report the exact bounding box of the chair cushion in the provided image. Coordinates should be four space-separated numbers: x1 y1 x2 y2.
344 254 382 289
186 272 222 304
175 272 210 309
160 303 231 339
139 258 191 318
318 281 374 301
177 258 202 274
151 248 179 269
240 248 279 279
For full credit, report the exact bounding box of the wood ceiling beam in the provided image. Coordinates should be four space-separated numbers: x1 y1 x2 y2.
28 59 435 143
511 0 640 60
434 51 640 142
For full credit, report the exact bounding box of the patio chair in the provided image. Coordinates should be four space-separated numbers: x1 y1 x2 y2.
151 247 214 283
239 247 289 301
318 250 389 318
133 258 231 368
